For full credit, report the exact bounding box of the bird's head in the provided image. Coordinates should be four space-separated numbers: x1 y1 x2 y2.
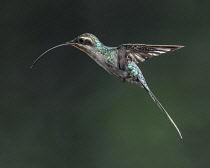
69 33 103 54
30 33 103 68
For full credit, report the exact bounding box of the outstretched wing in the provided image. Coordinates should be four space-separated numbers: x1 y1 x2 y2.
117 44 184 70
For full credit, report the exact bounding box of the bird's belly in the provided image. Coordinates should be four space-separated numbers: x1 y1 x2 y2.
103 64 128 79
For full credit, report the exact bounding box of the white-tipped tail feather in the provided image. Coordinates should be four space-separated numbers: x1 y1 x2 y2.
146 87 182 139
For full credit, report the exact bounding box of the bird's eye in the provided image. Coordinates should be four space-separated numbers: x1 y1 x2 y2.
77 38 92 46
79 38 84 43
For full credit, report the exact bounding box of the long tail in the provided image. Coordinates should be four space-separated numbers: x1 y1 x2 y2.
128 62 182 138
136 69 182 138
144 86 182 139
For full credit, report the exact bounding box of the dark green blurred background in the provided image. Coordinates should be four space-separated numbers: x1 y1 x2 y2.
1 0 209 167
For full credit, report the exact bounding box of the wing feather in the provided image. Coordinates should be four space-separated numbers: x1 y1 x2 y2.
117 44 184 69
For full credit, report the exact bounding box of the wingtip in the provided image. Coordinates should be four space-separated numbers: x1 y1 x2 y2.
171 45 184 51
174 45 185 50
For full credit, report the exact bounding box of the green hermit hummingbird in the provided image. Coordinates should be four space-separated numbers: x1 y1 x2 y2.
31 33 184 138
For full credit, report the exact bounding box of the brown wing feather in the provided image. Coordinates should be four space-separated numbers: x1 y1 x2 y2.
117 44 184 70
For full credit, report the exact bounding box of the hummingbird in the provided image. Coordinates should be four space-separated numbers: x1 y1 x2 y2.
31 33 184 138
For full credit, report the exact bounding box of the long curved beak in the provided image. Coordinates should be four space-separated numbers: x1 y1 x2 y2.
30 42 74 69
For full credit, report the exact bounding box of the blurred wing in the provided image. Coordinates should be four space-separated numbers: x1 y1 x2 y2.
117 44 184 69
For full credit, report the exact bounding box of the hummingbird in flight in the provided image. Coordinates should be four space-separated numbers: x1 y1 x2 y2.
31 33 184 138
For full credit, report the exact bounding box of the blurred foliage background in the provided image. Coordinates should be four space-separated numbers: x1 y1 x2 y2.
1 0 210 167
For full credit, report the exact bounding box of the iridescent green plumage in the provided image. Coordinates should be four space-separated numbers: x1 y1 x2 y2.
31 33 184 139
